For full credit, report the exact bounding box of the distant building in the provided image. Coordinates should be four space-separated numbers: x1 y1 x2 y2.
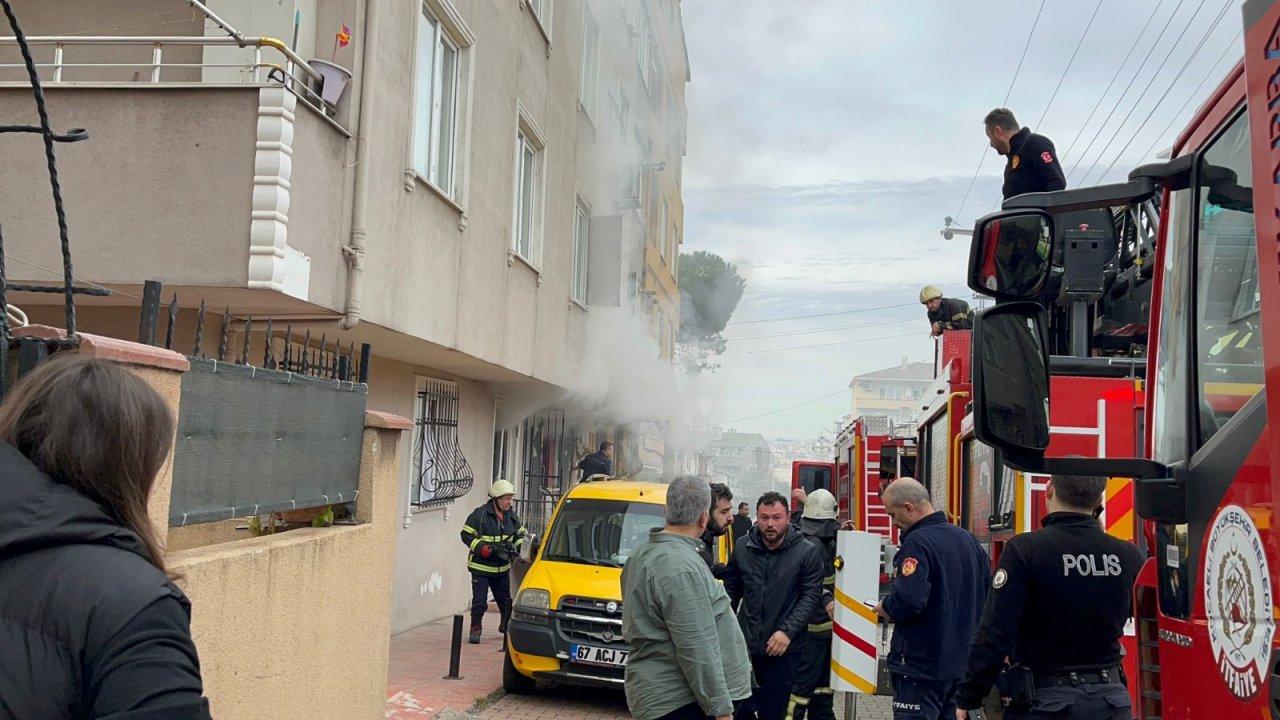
701 430 775 504
849 357 933 424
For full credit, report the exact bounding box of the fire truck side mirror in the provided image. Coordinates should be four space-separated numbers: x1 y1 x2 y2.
967 209 1053 300
1134 472 1188 525
971 302 1051 455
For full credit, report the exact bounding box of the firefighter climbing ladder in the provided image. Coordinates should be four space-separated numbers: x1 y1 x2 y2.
831 529 883 719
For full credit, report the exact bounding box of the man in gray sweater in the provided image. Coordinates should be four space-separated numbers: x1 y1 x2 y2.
623 476 753 720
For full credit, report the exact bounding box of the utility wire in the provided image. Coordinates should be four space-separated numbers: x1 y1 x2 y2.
1075 0 1212 186
726 301 918 326
4 253 141 300
1136 30 1241 162
953 0 1047 222
1095 1 1236 181
1065 0 1191 184
1057 0 1167 166
711 389 849 427
1036 0 1106 129
725 316 918 342
723 331 920 357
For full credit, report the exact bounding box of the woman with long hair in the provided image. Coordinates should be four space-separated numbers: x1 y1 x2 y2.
0 354 210 719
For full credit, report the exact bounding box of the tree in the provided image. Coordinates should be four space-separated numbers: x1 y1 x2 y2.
677 251 746 374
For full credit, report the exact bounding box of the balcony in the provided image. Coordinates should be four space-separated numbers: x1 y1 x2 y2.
0 32 353 320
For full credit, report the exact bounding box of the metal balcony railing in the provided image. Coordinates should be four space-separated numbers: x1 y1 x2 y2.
0 35 336 121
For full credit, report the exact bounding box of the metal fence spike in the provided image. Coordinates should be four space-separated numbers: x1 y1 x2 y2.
240 315 253 365
164 292 178 351
193 300 206 357
301 329 310 374
218 307 230 362
263 317 274 369
284 322 294 372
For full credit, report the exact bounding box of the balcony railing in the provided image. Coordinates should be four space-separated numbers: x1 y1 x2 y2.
0 35 338 123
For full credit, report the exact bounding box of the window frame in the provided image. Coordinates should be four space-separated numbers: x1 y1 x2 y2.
572 197 591 306
579 7 600 120
511 108 548 268
408 0 474 207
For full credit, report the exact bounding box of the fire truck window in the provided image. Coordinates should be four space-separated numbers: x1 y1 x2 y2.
798 465 831 493
1152 185 1192 464
1193 112 1261 447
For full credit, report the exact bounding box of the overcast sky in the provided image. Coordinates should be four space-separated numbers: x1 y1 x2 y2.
681 0 1243 439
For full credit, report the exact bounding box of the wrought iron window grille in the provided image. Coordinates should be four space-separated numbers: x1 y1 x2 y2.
412 378 474 507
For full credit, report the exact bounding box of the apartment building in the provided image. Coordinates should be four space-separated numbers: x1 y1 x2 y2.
0 0 688 632
848 357 933 424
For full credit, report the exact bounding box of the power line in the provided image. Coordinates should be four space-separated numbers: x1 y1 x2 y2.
1075 0 1212 186
953 0 1047 222
727 302 918 326
723 331 920 357
4 253 142 300
1136 30 1241 162
1057 0 1167 165
1094 1 1236 181
725 316 917 342
1036 0 1106 129
1064 0 1191 184
711 389 848 427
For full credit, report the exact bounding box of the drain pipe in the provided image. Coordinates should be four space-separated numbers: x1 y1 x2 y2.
341 0 379 330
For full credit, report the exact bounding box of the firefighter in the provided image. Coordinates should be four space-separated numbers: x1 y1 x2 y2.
920 286 973 337
788 489 839 720
954 473 1144 719
984 108 1066 200
460 480 527 644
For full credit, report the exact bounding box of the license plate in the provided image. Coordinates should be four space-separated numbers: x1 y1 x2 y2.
569 643 628 667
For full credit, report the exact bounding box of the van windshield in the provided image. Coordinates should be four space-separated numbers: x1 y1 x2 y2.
542 498 665 568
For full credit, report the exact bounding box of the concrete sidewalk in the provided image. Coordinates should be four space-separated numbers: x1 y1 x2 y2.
385 608 507 719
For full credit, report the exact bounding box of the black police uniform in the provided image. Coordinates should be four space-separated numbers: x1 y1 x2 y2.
883 512 990 720
460 501 527 639
926 298 973 332
787 518 838 720
955 512 1144 719
1002 127 1066 199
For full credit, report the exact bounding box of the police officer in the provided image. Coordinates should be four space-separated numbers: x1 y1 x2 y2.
920 286 973 337
984 108 1066 200
788 489 839 720
954 473 1144 720
460 480 527 644
874 478 989 720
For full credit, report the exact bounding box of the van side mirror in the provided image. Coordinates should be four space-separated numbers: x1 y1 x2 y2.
968 210 1054 300
529 534 541 559
971 302 1051 454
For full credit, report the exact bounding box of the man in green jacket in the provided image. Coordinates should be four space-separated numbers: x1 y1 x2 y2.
622 476 752 720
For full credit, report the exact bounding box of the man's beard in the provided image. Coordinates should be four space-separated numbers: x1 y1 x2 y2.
708 519 728 536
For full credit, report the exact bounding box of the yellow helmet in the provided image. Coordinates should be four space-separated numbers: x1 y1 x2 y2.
919 285 943 304
489 479 517 498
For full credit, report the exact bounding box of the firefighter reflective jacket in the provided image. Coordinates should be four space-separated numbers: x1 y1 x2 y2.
460 501 527 576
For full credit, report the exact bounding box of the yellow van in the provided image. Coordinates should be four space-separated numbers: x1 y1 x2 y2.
503 478 731 693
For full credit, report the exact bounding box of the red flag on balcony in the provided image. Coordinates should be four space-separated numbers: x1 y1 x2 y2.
336 24 351 48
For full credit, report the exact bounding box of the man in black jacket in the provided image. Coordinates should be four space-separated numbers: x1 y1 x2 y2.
699 482 735 578
732 502 753 542
874 478 989 720
955 474 1143 719
920 285 973 337
577 441 614 479
984 107 1066 200
725 492 825 720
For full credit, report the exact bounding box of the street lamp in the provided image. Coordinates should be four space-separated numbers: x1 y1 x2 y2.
939 216 973 241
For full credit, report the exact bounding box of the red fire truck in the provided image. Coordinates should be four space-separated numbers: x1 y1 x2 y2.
963 5 1278 715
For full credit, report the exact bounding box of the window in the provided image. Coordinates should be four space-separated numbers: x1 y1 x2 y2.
1192 112 1261 446
1152 186 1193 464
579 10 599 117
659 199 669 259
542 499 665 567
880 387 904 400
512 117 546 264
412 5 460 195
572 199 590 304
411 378 474 507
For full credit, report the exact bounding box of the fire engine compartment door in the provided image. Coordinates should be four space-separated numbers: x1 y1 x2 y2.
831 530 883 696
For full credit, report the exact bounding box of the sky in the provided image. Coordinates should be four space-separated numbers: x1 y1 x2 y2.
681 0 1244 439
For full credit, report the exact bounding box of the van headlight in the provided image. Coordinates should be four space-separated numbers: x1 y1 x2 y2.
517 588 551 610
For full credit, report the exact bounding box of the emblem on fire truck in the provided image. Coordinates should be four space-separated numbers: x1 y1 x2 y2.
1204 505 1274 700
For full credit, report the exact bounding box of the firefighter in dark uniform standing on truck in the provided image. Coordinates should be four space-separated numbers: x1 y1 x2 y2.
983 107 1066 199
954 473 1144 720
920 286 973 337
460 480 527 644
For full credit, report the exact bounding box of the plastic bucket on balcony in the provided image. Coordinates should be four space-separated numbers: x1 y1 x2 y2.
308 59 352 106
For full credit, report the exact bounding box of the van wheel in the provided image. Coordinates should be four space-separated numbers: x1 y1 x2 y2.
503 647 536 695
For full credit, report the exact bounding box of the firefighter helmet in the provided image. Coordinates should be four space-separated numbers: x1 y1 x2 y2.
919 285 943 304
803 489 838 521
489 479 517 498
